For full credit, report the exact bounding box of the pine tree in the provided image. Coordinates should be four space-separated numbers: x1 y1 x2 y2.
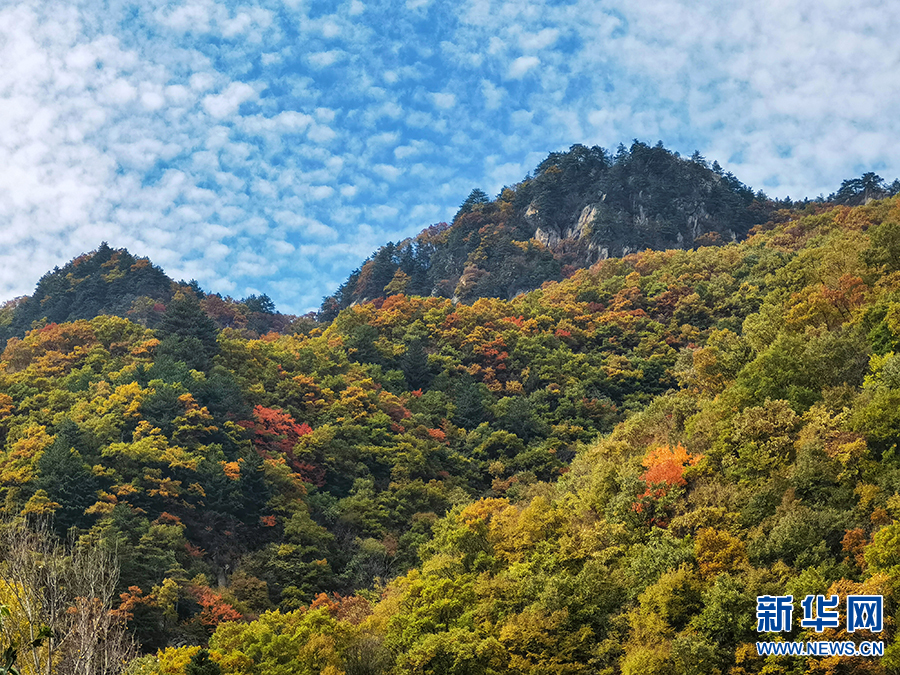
401 339 431 390
158 291 219 370
346 324 381 365
453 379 490 430
455 188 490 220
186 649 221 675
36 419 97 532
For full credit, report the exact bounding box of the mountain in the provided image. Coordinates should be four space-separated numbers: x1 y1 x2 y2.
0 243 294 345
104 193 900 674
0 243 173 339
320 141 778 317
3 168 900 673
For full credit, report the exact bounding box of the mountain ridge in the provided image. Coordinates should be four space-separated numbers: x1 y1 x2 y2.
320 141 776 318
321 142 900 320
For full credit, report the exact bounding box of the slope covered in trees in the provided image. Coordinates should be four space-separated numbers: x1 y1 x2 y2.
323 145 900 319
0 243 172 340
4 192 900 673
115 195 900 674
0 243 294 345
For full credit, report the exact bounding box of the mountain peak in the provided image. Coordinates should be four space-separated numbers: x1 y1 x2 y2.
0 245 295 344
321 141 775 318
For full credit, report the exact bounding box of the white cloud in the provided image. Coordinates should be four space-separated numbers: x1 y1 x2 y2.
369 204 399 220
140 90 166 111
189 73 216 92
481 79 504 110
509 109 534 127
277 212 339 240
202 82 258 118
320 20 341 38
222 13 253 37
394 139 432 159
519 28 558 51
308 50 345 68
507 55 540 78
240 111 314 134
315 107 337 123
269 239 296 255
373 164 402 181
307 123 337 143
98 80 137 105
156 2 213 33
308 185 335 200
409 203 440 221
165 84 193 104
432 92 457 109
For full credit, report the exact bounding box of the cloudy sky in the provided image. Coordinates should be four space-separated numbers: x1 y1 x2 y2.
2 0 899 313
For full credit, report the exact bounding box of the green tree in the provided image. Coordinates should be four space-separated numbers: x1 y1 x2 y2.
831 172 888 205
454 188 490 220
36 419 98 532
157 292 219 370
400 340 431 390
453 380 490 430
186 649 221 675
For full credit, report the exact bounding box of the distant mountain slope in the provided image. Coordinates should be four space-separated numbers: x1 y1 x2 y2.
320 141 777 317
0 243 173 339
0 243 293 344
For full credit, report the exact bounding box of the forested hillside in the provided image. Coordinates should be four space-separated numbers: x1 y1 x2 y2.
323 146 900 321
0 243 293 345
120 195 900 674
320 141 778 317
3 186 900 672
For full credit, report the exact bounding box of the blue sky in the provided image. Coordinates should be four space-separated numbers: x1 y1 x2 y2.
2 0 899 313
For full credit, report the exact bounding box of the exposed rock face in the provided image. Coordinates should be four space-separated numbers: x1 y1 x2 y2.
532 203 616 265
526 185 739 267
533 203 598 246
573 204 599 239
534 226 558 248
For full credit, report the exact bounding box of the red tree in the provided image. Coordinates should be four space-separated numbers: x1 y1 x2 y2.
238 406 323 485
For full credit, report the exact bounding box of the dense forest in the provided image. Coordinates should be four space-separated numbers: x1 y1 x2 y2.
3 146 900 673
0 243 293 346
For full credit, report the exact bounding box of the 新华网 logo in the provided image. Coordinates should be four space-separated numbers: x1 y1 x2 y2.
755 594 884 658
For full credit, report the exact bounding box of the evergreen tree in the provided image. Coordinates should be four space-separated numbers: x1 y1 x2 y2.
237 451 272 525
345 324 381 365
832 172 888 205
242 294 275 314
139 382 185 437
186 649 221 675
454 188 490 220
401 339 431 390
453 379 490 429
158 292 219 370
36 419 97 532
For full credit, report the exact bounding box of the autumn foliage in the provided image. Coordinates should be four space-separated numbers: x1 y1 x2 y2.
238 405 321 485
3 195 900 673
639 444 703 491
